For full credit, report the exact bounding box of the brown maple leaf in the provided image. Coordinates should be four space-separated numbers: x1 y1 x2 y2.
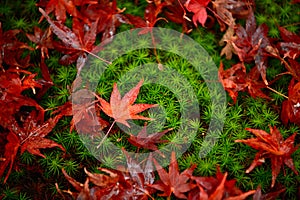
150 151 197 199
98 79 158 127
212 0 251 31
219 26 236 59
128 124 171 151
235 126 299 187
0 108 66 183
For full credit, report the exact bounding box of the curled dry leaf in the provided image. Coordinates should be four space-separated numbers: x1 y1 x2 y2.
219 26 236 59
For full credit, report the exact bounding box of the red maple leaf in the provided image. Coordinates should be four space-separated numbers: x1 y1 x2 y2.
39 8 108 73
80 0 128 41
0 69 66 183
164 0 193 33
232 10 271 85
98 79 158 127
126 1 166 35
26 27 54 97
184 0 211 27
150 151 197 198
278 26 300 60
56 89 109 134
235 126 299 187
281 78 300 125
0 23 33 70
218 62 270 103
26 27 54 60
253 186 285 200
189 166 256 199
59 152 155 199
37 0 94 23
128 123 171 151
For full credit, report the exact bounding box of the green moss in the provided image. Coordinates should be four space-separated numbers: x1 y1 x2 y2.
1 0 300 198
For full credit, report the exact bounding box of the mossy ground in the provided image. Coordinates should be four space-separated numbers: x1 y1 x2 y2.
0 0 300 199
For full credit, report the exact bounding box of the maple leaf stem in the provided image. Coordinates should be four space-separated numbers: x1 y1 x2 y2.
149 30 163 70
96 120 116 149
266 86 288 99
177 0 190 22
83 49 112 65
21 123 49 144
282 22 300 27
136 187 155 200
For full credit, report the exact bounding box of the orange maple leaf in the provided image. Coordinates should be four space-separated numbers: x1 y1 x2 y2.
98 79 158 127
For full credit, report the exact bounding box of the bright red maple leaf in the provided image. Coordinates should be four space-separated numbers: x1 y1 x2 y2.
184 0 211 27
150 151 197 199
235 126 299 187
218 62 270 103
98 79 158 127
128 124 171 151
